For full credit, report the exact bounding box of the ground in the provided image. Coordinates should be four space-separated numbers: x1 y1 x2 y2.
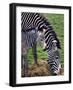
22 60 64 77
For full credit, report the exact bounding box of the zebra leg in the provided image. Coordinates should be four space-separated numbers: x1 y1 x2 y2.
21 55 28 77
32 43 37 64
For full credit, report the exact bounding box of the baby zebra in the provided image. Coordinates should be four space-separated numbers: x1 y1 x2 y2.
21 13 61 76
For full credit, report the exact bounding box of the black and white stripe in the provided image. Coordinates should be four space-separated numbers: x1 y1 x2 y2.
21 13 49 31
22 29 37 49
42 27 61 75
21 12 61 75
47 49 60 74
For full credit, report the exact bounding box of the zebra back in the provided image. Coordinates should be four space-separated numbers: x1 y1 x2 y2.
21 12 61 50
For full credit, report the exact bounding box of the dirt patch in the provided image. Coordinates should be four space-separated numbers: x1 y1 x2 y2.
22 60 64 77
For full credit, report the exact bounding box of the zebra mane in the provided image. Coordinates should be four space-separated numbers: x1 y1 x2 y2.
37 13 61 49
50 30 61 49
38 14 61 49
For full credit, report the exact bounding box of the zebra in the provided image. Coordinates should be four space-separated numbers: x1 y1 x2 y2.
21 29 38 77
21 12 61 76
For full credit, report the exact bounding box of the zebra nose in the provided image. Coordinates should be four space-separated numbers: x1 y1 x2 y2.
53 68 60 75
52 73 57 76
52 71 58 76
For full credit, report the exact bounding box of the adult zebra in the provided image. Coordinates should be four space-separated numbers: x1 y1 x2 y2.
21 13 61 76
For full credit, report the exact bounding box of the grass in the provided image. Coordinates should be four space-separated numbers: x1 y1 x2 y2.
27 13 64 68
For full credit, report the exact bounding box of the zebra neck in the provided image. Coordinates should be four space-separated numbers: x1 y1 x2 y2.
46 46 58 53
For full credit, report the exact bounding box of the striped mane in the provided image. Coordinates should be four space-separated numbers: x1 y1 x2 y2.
52 31 61 49
38 14 61 49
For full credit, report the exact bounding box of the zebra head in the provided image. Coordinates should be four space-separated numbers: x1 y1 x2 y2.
48 45 61 75
37 29 61 75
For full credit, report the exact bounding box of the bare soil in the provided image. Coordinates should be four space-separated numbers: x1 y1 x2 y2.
22 60 64 77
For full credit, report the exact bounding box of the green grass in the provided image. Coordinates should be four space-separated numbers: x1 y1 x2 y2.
27 46 48 65
27 13 64 68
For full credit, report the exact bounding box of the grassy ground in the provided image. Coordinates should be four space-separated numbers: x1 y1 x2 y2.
27 13 64 68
